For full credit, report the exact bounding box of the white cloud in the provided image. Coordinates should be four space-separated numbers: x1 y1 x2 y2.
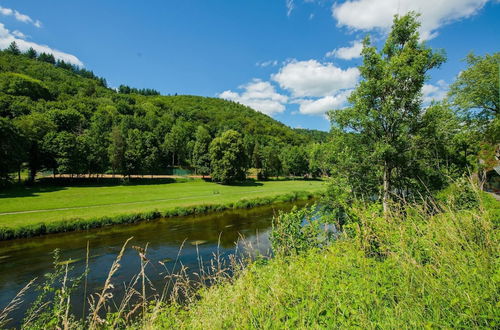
422 80 448 104
272 59 359 97
295 90 352 115
286 0 295 16
326 40 363 60
0 23 83 66
218 79 288 115
0 5 42 28
332 0 492 40
256 60 279 67
12 30 27 39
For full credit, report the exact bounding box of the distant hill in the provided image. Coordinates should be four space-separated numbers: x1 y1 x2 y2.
0 50 328 181
0 52 323 145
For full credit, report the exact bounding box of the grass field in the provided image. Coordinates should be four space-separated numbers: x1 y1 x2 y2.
0 179 324 231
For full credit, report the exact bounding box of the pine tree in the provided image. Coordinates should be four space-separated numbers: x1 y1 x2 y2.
6 41 21 55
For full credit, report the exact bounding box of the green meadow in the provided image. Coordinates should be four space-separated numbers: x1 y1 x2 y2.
0 179 324 232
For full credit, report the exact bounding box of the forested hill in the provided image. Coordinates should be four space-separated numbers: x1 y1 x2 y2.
0 52 314 144
0 50 326 182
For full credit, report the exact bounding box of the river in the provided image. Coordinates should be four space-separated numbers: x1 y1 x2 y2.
0 199 312 326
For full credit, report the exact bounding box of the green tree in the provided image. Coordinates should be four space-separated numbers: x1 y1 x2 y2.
163 120 190 166
261 144 282 179
0 73 51 100
280 146 309 177
25 47 37 59
308 143 334 177
209 130 246 184
124 129 145 176
143 131 160 176
108 126 126 176
43 131 82 175
15 112 56 182
329 12 445 212
192 126 212 176
0 117 26 184
6 41 21 55
449 52 499 120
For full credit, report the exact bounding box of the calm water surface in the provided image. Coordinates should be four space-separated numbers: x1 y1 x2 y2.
0 199 312 325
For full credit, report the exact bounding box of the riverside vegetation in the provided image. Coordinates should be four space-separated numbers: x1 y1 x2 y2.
0 12 499 328
0 180 497 328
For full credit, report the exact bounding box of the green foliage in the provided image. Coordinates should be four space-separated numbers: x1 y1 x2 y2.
0 72 51 100
270 205 326 257
0 117 26 183
329 13 446 208
209 130 247 184
436 177 481 211
151 191 499 329
280 145 308 177
6 41 20 55
449 52 499 119
0 51 320 184
192 126 212 176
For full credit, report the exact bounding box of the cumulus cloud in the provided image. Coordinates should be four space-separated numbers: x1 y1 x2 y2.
422 80 448 104
0 5 42 28
295 90 352 115
0 23 83 66
272 59 359 97
218 79 288 116
332 0 492 40
326 40 363 60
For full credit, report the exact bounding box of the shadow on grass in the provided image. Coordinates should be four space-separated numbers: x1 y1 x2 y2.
0 177 186 198
0 185 68 198
36 177 181 187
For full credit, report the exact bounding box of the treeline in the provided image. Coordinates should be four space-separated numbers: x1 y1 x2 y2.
0 44 327 185
118 85 160 96
4 41 107 87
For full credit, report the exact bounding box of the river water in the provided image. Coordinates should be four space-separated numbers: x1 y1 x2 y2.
0 199 312 326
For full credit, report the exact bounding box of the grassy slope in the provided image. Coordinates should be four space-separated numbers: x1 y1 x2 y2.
0 179 324 229
151 194 500 329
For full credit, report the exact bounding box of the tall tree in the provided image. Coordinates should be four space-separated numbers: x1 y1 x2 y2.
163 120 190 166
280 146 308 177
449 52 499 120
25 47 37 59
6 41 21 55
329 13 445 212
0 117 26 184
209 130 246 184
108 126 126 176
192 126 212 176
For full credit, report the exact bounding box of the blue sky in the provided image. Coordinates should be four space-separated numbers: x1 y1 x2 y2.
0 0 499 131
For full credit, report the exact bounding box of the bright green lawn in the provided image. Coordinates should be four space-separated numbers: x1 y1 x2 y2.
0 179 324 228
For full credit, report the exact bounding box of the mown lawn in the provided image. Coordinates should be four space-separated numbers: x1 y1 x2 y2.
0 179 324 229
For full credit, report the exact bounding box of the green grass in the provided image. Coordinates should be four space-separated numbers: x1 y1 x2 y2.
147 192 500 329
0 179 324 239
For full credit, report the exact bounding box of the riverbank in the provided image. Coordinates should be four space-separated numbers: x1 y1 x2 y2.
146 193 500 329
0 179 324 240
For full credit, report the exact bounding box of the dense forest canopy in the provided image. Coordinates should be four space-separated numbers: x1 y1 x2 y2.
0 46 328 184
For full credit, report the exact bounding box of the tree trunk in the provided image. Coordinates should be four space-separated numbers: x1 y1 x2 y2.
383 162 391 215
18 167 21 183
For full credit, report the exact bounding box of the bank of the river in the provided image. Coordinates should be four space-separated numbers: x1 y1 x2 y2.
0 179 324 240
0 198 314 327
